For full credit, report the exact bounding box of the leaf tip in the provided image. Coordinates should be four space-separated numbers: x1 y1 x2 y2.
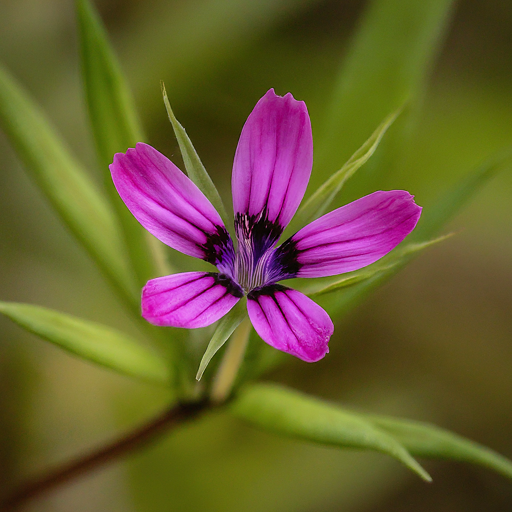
418 467 433 483
196 365 206 382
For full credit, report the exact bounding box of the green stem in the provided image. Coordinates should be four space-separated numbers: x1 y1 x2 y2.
210 318 251 403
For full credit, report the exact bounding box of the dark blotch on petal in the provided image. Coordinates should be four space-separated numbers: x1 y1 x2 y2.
200 225 235 269
247 283 288 300
235 212 283 259
272 237 302 279
247 283 332 362
211 272 244 298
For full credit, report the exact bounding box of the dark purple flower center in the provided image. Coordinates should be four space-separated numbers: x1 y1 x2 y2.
230 212 299 293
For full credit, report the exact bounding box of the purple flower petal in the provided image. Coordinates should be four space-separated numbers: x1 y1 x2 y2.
232 89 313 234
142 272 243 328
247 285 333 362
279 190 421 278
110 143 234 268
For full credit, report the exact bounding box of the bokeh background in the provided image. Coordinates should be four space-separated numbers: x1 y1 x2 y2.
1 0 512 510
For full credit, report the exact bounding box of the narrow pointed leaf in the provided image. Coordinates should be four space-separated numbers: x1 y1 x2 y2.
162 82 229 227
231 384 431 481
396 232 455 256
293 109 399 232
317 0 455 192
0 302 171 385
196 299 247 381
367 414 512 480
306 233 453 298
307 265 398 298
0 65 139 311
77 0 158 286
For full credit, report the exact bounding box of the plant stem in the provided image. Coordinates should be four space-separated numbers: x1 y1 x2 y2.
1 399 210 511
210 318 251 403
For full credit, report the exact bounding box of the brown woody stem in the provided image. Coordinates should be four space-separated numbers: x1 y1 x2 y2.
1 399 211 511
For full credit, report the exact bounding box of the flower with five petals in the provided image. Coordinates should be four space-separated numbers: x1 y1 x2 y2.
110 89 421 362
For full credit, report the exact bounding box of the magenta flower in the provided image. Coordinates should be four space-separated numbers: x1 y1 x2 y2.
110 89 421 363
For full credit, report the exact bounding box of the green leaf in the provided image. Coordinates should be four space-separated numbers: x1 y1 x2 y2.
0 64 139 312
196 299 247 381
367 414 512 480
395 232 455 256
292 109 400 232
307 265 399 299
161 82 229 227
306 233 453 299
77 0 158 286
0 302 171 385
316 0 455 193
231 384 431 482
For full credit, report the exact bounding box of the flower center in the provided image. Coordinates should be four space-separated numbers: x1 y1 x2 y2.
233 212 283 293
234 247 275 293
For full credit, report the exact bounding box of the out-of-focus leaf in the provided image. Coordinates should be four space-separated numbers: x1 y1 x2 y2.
367 414 512 480
0 65 139 311
411 149 512 243
161 82 229 227
77 0 144 170
292 109 400 233
77 0 158 286
0 302 171 385
316 0 455 193
122 0 327 114
196 299 247 381
321 150 512 320
231 384 431 482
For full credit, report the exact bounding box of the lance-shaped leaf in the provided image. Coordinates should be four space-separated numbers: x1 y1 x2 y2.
307 266 397 299
0 65 139 311
77 0 159 286
161 82 229 227
231 384 431 482
316 0 455 194
292 109 399 232
196 299 247 381
367 414 512 480
306 234 453 298
0 302 171 385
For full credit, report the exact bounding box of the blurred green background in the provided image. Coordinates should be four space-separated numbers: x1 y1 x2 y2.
1 0 512 510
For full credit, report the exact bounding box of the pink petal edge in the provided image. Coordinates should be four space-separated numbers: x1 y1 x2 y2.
110 143 228 260
293 190 422 278
142 272 241 328
232 89 313 229
247 286 333 362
